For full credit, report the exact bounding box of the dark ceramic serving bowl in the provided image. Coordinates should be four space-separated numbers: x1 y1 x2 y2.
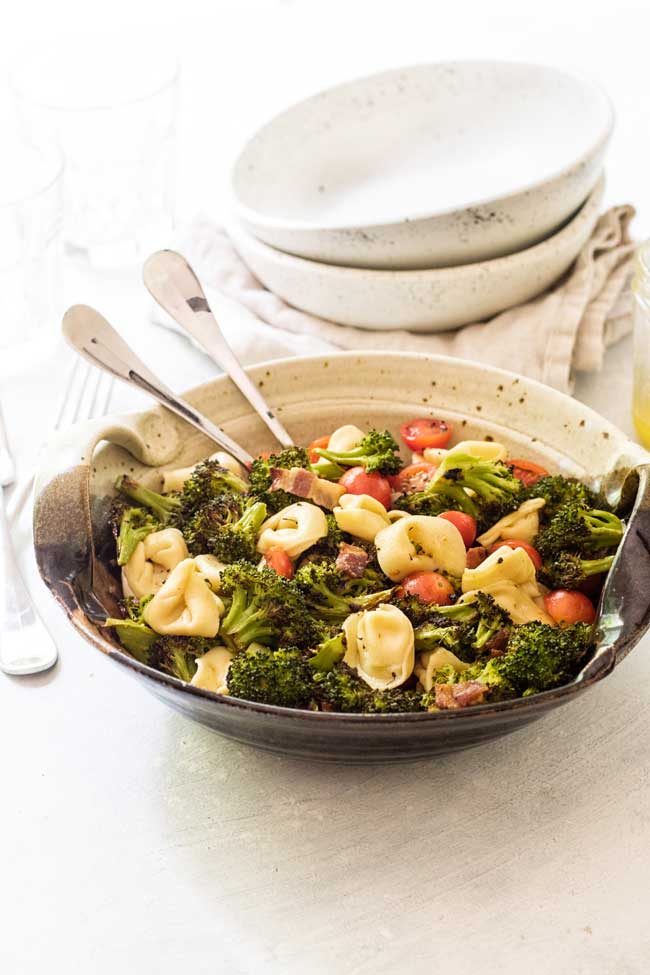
34 353 650 763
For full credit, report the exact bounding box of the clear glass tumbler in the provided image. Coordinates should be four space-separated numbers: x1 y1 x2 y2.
11 41 179 268
0 140 64 349
632 242 650 448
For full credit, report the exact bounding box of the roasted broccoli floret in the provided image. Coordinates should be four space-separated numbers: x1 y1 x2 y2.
226 645 314 707
413 593 511 658
178 459 248 515
248 446 312 513
104 594 156 662
466 621 593 695
523 475 598 520
151 635 216 682
184 495 267 562
308 631 347 671
115 506 159 565
535 502 623 560
313 429 402 475
539 552 614 590
311 663 370 712
115 475 182 524
104 617 157 662
219 561 320 649
295 560 394 623
366 688 425 713
395 455 521 530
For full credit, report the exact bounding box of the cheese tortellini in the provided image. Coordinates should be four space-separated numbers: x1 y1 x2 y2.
122 528 189 599
460 545 552 625
190 646 233 694
477 498 546 547
414 648 470 692
143 558 225 637
343 604 415 690
327 424 365 452
162 450 245 493
375 515 467 582
257 502 328 559
333 493 391 542
193 554 228 590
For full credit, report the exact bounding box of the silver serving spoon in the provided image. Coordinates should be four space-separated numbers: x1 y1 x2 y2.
62 305 254 468
142 249 294 449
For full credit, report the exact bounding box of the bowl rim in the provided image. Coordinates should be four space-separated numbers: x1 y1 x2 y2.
228 175 605 280
34 350 649 725
230 59 614 234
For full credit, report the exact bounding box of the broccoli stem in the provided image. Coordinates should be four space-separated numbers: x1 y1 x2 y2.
104 618 157 662
116 475 181 524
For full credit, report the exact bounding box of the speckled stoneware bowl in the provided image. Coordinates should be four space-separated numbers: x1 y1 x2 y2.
232 61 612 270
34 353 650 764
228 178 604 332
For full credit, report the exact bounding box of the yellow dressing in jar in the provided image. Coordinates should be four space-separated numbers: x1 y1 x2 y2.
632 243 650 447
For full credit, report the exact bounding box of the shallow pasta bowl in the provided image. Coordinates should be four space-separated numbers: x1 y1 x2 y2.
34 353 650 763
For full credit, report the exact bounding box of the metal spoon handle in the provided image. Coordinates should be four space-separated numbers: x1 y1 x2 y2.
143 249 293 449
61 305 254 467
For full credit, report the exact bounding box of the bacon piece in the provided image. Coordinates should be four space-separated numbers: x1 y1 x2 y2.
269 466 344 510
485 628 510 658
465 545 488 570
434 680 487 710
335 543 369 578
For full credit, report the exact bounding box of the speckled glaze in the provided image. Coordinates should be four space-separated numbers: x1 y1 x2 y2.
228 178 604 332
34 353 650 763
232 62 613 270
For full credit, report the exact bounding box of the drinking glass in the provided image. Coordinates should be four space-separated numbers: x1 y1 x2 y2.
0 139 64 349
11 41 179 268
632 242 650 447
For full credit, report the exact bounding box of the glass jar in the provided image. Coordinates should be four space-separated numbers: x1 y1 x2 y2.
632 242 650 447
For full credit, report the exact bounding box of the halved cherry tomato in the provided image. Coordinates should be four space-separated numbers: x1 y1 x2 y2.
389 462 438 495
339 467 392 508
308 435 330 464
400 417 453 451
509 459 549 487
438 511 477 548
263 547 294 579
487 539 543 571
401 571 455 606
544 589 596 625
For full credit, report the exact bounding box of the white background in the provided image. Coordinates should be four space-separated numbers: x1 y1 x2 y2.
2 2 650 974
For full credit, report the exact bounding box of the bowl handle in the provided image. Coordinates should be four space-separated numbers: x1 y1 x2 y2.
580 463 650 682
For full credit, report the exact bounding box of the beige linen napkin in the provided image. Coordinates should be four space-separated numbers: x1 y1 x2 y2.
166 205 636 394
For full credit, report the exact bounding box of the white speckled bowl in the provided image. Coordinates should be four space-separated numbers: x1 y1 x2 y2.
232 61 613 270
228 177 604 332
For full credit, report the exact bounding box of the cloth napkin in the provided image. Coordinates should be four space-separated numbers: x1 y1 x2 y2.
156 205 637 394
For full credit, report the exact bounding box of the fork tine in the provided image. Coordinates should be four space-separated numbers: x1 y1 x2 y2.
71 363 93 424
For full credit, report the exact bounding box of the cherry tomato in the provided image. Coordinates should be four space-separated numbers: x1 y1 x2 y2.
339 467 392 508
389 462 438 495
544 590 596 625
263 547 294 579
308 434 330 465
487 539 543 572
401 571 455 606
509 459 549 487
438 511 477 548
400 417 453 452
257 450 273 461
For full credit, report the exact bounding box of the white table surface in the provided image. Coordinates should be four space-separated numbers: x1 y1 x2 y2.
3 2 650 974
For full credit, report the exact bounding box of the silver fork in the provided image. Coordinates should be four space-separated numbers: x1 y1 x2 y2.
1 362 114 676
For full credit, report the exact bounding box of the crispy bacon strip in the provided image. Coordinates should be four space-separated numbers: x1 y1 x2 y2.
434 680 487 710
335 543 369 579
465 546 488 570
269 467 344 510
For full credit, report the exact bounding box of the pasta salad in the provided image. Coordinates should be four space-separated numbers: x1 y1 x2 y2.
105 417 624 713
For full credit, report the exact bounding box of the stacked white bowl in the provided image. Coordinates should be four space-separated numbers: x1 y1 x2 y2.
230 62 613 332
